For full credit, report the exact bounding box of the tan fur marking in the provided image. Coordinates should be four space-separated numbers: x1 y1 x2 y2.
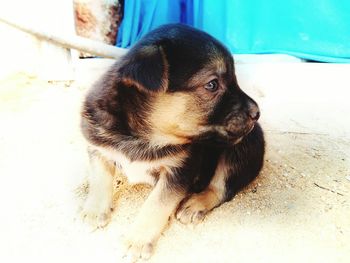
149 92 206 146
191 188 220 211
214 57 227 75
159 46 169 92
210 155 230 201
121 77 149 93
187 58 227 88
176 155 229 225
175 188 220 225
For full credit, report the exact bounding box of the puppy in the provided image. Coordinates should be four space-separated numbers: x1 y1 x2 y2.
80 24 265 261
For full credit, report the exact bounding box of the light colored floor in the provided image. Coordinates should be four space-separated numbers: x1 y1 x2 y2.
0 61 349 263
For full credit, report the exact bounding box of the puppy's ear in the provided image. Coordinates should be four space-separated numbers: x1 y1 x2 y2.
118 45 168 92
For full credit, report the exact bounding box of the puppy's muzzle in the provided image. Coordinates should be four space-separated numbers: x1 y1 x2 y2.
225 97 260 143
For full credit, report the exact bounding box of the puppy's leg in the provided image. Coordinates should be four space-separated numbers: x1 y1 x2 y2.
81 148 115 228
176 156 228 225
123 171 185 261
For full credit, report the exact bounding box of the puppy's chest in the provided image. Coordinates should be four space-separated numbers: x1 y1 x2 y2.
99 148 161 185
115 153 159 185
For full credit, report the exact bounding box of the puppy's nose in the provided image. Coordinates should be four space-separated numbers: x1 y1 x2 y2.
247 100 260 121
249 109 260 121
244 93 260 121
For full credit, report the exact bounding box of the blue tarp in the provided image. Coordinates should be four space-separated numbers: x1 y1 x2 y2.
116 0 350 63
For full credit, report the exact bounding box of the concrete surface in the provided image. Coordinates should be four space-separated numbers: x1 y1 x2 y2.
0 61 349 263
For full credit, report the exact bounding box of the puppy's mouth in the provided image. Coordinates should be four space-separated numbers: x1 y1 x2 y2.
196 122 256 145
226 122 256 144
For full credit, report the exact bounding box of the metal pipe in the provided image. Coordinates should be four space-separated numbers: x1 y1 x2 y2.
0 15 128 59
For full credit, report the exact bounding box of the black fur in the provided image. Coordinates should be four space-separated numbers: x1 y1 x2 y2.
118 45 166 92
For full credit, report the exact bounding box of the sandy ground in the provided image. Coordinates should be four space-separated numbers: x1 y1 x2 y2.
0 61 349 263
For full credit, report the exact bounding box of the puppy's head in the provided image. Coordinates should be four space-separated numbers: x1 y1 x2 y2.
117 24 260 145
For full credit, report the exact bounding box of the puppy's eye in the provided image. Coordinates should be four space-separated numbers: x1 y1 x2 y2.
204 79 219 92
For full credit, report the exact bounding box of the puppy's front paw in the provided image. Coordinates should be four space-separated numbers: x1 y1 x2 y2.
80 197 113 229
122 233 155 262
176 194 208 225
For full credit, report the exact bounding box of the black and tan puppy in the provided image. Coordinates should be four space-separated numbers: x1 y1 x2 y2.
80 24 264 261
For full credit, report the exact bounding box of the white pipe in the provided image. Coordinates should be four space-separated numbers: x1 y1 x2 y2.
0 15 128 59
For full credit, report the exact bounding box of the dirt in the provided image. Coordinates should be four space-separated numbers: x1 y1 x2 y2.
0 64 349 263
